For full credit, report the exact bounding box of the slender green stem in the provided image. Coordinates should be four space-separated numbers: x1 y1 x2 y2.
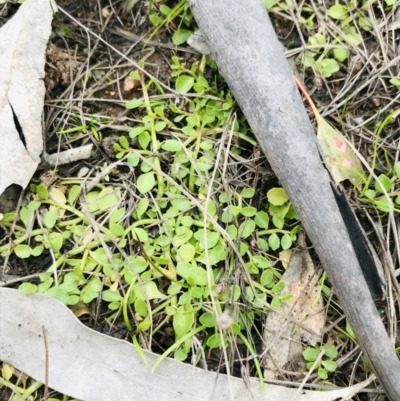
360 110 399 196
236 331 265 392
0 377 25 400
141 71 165 196
189 127 204 192
152 325 207 371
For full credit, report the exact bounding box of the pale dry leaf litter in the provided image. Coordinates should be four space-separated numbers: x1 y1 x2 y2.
0 0 55 194
0 0 93 195
262 240 325 379
0 288 374 401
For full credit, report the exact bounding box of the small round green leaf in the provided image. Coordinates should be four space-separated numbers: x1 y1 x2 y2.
177 243 195 263
375 174 392 193
271 281 285 293
68 185 81 204
240 188 255 198
322 360 337 372
129 126 147 138
119 136 129 149
28 201 41 211
19 282 37 294
175 75 194 93
199 312 215 327
253 255 270 268
318 367 328 380
134 281 164 300
171 197 191 211
127 153 139 167
328 4 347 19
154 121 167 132
258 238 269 251
200 140 213 150
281 234 292 250
131 227 148 242
173 304 194 339
365 189 376 200
138 131 151 149
226 206 239 218
318 58 340 77
46 287 70 305
110 223 124 237
227 225 237 240
376 196 390 212
241 206 257 217
49 232 63 253
126 99 143 109
271 297 281 309
238 219 256 239
181 216 193 227
102 289 123 302
137 172 156 194
395 162 400 180
196 155 214 171
14 244 32 258
31 246 44 257
267 188 288 206
178 293 192 307
189 265 208 286
254 211 269 229
325 344 338 359
272 214 284 229
207 333 222 349
174 348 188 362
268 233 280 251
135 298 148 317
44 208 58 229
333 48 349 62
172 29 192 46
194 229 220 249
303 347 318 362
161 140 182 152
260 269 273 286
36 184 48 200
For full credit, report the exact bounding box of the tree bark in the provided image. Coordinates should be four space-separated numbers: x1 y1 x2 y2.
187 1 400 399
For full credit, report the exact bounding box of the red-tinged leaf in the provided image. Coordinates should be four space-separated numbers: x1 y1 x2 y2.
316 116 364 185
294 76 364 186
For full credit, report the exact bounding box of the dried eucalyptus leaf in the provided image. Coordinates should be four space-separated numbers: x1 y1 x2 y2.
0 287 372 401
0 0 56 194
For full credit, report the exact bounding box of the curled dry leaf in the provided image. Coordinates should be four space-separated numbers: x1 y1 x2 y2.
49 187 67 205
0 0 56 195
279 249 292 269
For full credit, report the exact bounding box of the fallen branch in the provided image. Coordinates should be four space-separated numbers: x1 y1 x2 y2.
40 144 93 168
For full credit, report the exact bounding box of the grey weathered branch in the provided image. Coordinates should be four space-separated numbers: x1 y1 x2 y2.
187 1 400 399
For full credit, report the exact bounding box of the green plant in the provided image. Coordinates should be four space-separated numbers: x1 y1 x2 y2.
361 167 400 212
0 1 297 379
266 1 373 77
1 361 48 401
302 344 338 380
147 0 194 46
358 110 400 213
389 77 400 88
